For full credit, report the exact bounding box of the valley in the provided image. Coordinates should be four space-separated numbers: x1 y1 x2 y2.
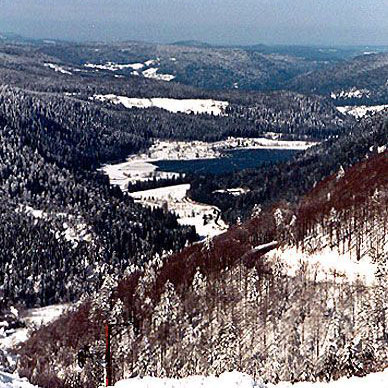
0 31 387 388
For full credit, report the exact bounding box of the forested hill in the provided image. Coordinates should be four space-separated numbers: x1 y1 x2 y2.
0 84 198 310
287 53 388 105
18 151 387 388
189 110 388 222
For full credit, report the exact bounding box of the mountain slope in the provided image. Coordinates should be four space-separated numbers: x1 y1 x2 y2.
17 151 388 387
288 53 388 105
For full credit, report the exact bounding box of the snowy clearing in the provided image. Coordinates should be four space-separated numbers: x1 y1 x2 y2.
43 63 72 75
84 62 145 71
330 88 370 100
142 68 175 82
0 304 69 351
93 95 229 116
109 369 388 388
129 184 228 238
213 188 251 196
337 105 388 118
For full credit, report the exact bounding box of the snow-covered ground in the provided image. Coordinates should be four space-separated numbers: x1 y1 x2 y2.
268 245 379 285
84 62 145 71
213 187 250 196
109 369 388 388
337 105 388 118
0 371 39 388
84 59 175 81
93 95 229 116
142 68 175 81
129 184 228 238
0 304 69 379
43 63 72 75
330 88 371 100
0 304 68 351
267 206 387 286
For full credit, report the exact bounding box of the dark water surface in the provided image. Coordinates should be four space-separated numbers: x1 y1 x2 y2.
154 148 299 175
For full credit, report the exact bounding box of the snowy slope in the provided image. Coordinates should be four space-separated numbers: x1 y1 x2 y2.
93 95 229 116
110 370 388 388
337 105 388 118
0 371 39 388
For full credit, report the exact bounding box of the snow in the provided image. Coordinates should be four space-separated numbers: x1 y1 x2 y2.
111 371 259 388
84 62 145 71
268 245 378 285
0 305 68 379
337 105 388 118
330 88 370 100
93 95 229 116
144 59 158 66
129 184 228 238
0 304 68 351
43 63 72 75
130 184 190 202
100 159 178 190
109 370 388 388
142 68 175 82
213 188 250 196
252 241 278 252
0 371 39 388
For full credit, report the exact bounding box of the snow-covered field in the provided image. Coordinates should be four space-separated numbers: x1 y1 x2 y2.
142 68 175 81
93 95 229 116
109 370 388 388
129 184 228 238
337 105 388 118
330 88 371 100
43 63 72 75
84 59 175 81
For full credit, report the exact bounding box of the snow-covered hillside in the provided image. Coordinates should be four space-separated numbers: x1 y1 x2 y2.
43 63 72 75
337 105 388 118
110 370 388 388
0 371 39 388
84 59 175 81
93 95 229 116
330 88 371 100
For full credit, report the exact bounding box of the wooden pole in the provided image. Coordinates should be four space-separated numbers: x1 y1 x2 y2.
105 323 112 387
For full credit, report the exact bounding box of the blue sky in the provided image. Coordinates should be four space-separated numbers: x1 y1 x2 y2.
1 0 387 45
